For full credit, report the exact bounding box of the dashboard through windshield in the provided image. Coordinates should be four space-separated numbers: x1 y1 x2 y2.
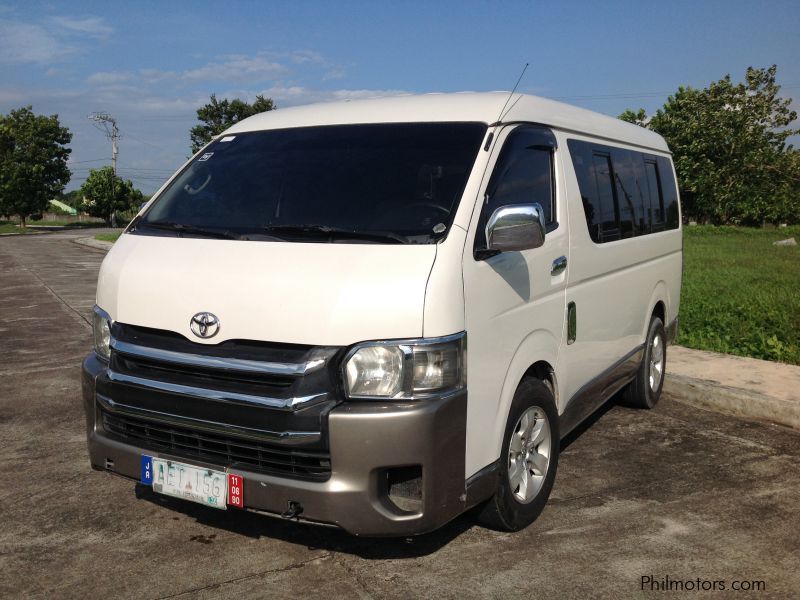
133 122 487 244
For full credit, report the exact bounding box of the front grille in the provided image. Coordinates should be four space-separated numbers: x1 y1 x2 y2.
102 410 331 481
112 352 294 396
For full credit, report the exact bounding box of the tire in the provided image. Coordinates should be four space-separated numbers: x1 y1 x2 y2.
622 315 666 409
478 378 559 532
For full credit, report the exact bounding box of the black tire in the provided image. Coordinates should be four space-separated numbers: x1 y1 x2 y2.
622 315 666 409
478 378 559 532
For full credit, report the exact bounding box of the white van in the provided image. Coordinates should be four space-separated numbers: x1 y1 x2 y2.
83 93 681 535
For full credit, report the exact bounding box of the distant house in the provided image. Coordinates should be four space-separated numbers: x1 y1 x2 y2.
49 199 77 216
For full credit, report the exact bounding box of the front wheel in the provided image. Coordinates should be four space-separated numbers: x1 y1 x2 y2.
478 378 559 531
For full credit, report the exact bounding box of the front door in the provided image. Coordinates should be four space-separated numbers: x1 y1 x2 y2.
462 125 569 477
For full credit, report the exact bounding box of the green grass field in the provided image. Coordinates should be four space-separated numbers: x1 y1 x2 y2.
0 220 42 234
94 232 121 243
1 219 105 233
679 225 800 365
28 219 105 227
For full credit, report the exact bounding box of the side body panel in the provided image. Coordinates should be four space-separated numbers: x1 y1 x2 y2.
461 126 569 478
557 130 682 413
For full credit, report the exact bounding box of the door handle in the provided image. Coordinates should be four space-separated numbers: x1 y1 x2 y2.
551 255 567 275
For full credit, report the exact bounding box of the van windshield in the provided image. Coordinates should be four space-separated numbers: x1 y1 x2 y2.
134 122 487 244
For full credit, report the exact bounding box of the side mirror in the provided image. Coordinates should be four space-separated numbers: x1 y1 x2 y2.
485 203 546 254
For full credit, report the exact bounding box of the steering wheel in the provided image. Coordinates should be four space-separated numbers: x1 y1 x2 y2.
184 167 212 196
405 201 450 216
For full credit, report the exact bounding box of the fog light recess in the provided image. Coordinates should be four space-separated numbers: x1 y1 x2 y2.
386 465 423 513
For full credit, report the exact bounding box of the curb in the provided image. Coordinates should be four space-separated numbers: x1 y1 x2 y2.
73 237 113 252
664 374 800 431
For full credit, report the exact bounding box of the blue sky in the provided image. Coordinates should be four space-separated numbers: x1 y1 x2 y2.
1 0 799 194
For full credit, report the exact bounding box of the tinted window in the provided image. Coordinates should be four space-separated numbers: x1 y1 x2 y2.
644 160 664 231
568 139 679 243
137 123 487 244
657 156 681 229
475 126 555 250
613 149 648 237
592 153 619 241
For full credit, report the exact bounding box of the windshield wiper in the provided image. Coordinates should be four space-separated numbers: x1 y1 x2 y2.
262 224 409 244
137 220 239 240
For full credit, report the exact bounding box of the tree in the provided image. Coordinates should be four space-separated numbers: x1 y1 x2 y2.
60 188 84 209
619 66 800 224
190 94 276 152
79 166 143 225
0 107 72 227
618 108 648 127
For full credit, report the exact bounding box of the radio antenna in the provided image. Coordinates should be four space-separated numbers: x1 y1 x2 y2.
492 63 529 126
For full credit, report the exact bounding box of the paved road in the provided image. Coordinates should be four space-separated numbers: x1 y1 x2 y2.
2 232 799 599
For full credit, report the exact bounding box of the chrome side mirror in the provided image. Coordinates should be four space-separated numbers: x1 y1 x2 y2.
485 203 546 254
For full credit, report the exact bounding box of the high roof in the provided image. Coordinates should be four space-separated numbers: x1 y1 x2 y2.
225 92 669 153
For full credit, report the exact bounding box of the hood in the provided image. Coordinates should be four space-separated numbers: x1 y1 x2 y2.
97 234 437 347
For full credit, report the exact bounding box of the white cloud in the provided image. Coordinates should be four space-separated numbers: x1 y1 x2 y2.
330 88 409 101
0 14 112 64
139 68 178 84
291 50 324 64
323 66 347 81
0 20 72 63
182 54 286 83
49 15 113 39
245 85 408 107
87 71 131 85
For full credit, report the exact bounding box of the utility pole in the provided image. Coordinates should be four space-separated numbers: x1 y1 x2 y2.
88 112 120 227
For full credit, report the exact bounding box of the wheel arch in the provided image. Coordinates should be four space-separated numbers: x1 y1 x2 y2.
491 328 560 463
643 281 670 342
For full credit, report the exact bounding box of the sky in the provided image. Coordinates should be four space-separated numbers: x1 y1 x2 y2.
1 0 799 195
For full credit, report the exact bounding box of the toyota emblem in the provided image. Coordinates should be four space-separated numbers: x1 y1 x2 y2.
190 312 220 339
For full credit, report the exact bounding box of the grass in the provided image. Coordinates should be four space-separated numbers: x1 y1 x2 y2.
28 219 105 228
94 232 121 243
0 220 41 234
1 218 107 233
679 225 800 365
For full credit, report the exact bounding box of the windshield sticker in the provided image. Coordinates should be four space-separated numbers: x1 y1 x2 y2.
198 152 214 162
220 136 236 142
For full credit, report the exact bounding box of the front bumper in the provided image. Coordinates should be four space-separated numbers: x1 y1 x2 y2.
82 354 468 536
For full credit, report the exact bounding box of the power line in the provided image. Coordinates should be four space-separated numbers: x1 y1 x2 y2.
68 158 109 165
88 112 122 227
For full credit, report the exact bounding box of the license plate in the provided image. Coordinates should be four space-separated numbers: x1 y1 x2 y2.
145 456 228 509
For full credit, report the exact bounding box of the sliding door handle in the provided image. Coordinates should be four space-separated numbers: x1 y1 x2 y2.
551 255 567 275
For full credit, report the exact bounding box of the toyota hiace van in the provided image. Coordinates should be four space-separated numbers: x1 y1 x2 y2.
83 93 681 535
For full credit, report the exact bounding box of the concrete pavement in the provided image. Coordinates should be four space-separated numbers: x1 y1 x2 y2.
666 346 800 431
2 231 799 599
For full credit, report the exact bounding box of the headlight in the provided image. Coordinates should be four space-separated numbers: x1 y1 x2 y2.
344 333 465 399
92 305 112 360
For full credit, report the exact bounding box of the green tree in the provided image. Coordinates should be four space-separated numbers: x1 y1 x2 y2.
190 94 276 153
60 188 84 209
0 107 72 227
79 166 143 225
619 66 800 224
618 108 648 127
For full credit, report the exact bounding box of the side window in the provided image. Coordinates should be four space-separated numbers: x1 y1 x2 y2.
644 160 664 231
613 150 649 238
657 156 680 230
591 153 620 242
474 126 556 250
569 138 680 241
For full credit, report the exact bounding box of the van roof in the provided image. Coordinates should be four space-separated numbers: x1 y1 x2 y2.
224 92 669 153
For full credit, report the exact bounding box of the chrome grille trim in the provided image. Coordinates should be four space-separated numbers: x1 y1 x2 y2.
106 369 327 409
96 393 321 445
110 338 326 376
